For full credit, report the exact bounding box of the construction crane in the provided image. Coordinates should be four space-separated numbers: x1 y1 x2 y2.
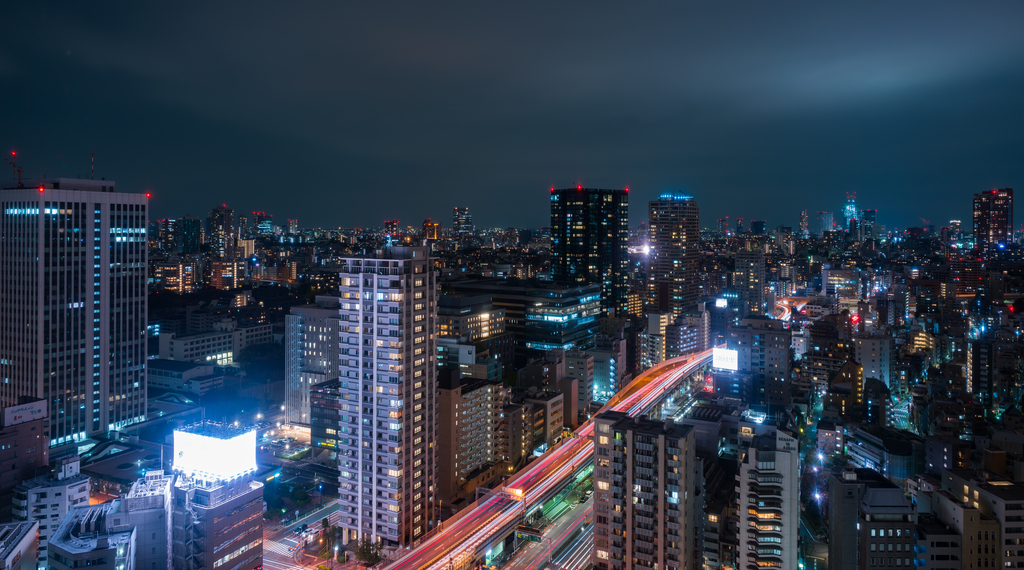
920 217 931 226
4 151 24 187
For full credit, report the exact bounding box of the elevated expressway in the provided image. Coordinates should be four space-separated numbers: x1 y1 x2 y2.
379 349 715 570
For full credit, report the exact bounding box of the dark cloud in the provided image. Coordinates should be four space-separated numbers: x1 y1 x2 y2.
2 2 1024 230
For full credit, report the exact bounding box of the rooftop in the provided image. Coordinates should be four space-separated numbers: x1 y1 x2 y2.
0 521 37 561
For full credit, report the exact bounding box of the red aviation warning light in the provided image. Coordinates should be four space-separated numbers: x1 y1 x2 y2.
146 192 152 199
38 186 44 193
851 314 860 324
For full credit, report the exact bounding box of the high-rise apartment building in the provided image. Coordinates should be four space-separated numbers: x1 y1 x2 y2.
0 178 148 447
734 249 765 316
649 194 699 314
973 188 1013 257
799 210 809 238
592 412 697 570
207 204 234 259
171 423 263 570
437 371 501 509
287 218 298 234
736 431 799 570
550 188 629 315
285 297 342 425
844 195 858 227
335 246 437 546
253 211 273 235
453 207 473 235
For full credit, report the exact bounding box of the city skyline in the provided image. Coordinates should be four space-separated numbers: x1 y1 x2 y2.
3 3 1024 229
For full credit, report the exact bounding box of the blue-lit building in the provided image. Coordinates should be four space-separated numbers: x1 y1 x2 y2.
446 278 602 365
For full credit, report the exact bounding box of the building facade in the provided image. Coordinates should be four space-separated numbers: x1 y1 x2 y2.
0 178 148 446
649 194 700 314
285 297 342 425
334 246 437 546
592 412 697 570
550 188 629 315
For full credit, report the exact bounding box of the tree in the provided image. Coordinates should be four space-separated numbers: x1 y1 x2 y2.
355 536 383 565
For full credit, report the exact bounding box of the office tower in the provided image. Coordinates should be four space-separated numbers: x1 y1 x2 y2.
288 218 298 234
14 456 89 566
592 412 696 570
799 210 809 238
453 207 473 235
726 317 792 408
384 219 399 235
207 204 234 259
253 211 273 235
285 297 342 425
750 220 766 235
177 216 202 254
649 194 700 314
827 467 900 570
156 218 177 252
973 188 1013 257
736 431 799 570
336 246 436 546
817 211 834 235
422 218 439 240
0 178 147 446
716 218 727 235
171 423 263 570
550 188 629 315
436 370 501 510
861 209 877 239
236 214 248 239
734 249 765 316
735 217 744 233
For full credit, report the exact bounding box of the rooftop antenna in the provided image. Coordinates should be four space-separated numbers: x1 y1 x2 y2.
91 152 94 180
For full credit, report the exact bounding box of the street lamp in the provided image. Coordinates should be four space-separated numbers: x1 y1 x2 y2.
333 544 339 569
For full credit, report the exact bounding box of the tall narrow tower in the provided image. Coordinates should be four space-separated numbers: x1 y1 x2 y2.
648 193 699 314
973 188 1014 258
208 204 235 259
335 246 437 547
0 178 148 446
550 187 629 315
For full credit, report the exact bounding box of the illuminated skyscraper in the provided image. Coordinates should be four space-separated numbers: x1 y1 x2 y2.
253 211 273 235
0 178 148 446
207 204 234 259
843 194 858 227
735 248 766 316
335 246 437 546
453 207 473 235
550 187 629 315
287 218 298 234
973 188 1013 257
735 217 744 233
799 210 809 238
649 193 699 314
177 216 202 254
860 209 877 239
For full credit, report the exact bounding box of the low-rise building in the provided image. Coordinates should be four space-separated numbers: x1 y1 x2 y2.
158 319 274 365
12 457 89 566
47 502 136 570
0 521 38 570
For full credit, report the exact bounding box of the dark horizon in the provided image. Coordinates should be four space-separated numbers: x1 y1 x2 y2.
3 2 1023 231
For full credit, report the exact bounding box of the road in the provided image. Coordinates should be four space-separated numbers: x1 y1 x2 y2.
263 501 342 570
504 497 592 570
381 349 715 570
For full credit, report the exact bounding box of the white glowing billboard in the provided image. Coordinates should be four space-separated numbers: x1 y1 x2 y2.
174 427 257 481
715 298 728 308
712 348 738 371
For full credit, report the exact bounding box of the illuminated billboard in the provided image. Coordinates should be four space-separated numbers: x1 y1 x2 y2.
3 400 47 427
712 348 738 371
715 298 728 308
174 425 256 481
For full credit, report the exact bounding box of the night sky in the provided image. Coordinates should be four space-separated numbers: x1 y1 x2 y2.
3 2 1024 231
